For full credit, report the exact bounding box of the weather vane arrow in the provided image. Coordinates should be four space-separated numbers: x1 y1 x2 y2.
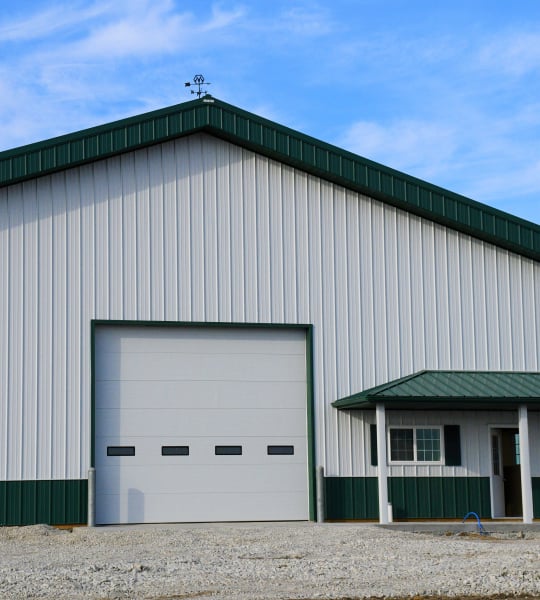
185 74 211 98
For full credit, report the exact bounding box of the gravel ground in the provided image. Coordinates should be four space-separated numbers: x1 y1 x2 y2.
1 522 540 600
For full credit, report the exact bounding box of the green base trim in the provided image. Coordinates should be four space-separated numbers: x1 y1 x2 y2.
324 477 379 520
324 476 490 520
0 480 87 526
532 478 540 518
388 477 491 519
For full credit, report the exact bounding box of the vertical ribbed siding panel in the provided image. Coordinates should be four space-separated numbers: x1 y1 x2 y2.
8 185 23 480
294 171 309 324
240 148 255 323
0 189 8 480
120 154 138 319
107 157 123 320
176 139 192 321
1 132 540 486
65 169 82 478
79 165 95 476
282 166 297 323
307 174 325 466
434 227 451 366
522 260 540 370
37 178 53 479
189 137 205 322
204 143 219 322
447 232 464 367
255 155 270 322
162 146 179 320
396 211 413 375
216 142 232 322
22 182 38 480
51 173 68 478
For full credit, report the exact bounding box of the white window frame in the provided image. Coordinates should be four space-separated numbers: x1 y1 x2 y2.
388 426 444 465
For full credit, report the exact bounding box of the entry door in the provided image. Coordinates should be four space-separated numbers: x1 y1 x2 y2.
491 431 505 518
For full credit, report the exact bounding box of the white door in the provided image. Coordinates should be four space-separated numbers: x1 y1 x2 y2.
94 326 310 524
491 430 505 518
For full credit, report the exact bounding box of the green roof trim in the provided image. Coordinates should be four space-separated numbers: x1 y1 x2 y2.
1 97 539 261
332 370 540 409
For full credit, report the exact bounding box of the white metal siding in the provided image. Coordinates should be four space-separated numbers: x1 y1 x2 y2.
1 133 540 481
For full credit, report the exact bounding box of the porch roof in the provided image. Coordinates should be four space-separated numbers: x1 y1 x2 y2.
332 370 540 410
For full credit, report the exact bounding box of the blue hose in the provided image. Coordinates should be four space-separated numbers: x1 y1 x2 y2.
462 511 488 535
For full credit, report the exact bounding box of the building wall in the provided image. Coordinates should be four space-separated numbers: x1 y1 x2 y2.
1 133 539 485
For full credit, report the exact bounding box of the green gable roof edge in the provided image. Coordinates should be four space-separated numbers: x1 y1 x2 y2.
1 97 539 261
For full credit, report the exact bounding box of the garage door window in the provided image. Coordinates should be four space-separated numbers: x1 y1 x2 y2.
215 446 242 455
162 446 190 456
267 445 294 455
107 446 135 456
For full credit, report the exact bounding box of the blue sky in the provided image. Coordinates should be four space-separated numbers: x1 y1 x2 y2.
1 1 539 224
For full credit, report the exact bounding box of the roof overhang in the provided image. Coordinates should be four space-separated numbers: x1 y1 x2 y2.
0 97 539 262
332 370 540 411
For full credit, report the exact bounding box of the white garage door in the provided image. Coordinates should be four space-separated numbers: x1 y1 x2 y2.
94 325 309 524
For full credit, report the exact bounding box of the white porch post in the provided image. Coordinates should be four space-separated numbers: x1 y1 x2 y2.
518 405 534 524
376 403 389 524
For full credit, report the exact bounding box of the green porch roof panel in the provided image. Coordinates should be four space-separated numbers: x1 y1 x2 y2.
0 97 539 261
332 370 540 409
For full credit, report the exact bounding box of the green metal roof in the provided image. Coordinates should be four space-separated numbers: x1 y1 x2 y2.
1 96 539 261
332 370 540 410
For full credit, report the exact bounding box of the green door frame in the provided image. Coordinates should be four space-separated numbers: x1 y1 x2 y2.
90 319 317 521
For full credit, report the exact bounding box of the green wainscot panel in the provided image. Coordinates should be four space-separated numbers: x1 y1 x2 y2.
388 477 491 519
324 477 378 520
324 476 490 520
0 480 87 526
532 478 540 519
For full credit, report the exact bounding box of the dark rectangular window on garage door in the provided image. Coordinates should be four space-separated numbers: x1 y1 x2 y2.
162 446 190 456
107 446 135 456
215 445 242 455
267 445 294 455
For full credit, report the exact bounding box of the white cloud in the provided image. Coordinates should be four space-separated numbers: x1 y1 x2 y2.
476 31 540 77
341 119 459 179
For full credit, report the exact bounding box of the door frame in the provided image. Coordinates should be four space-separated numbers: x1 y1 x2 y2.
488 424 520 519
90 319 317 521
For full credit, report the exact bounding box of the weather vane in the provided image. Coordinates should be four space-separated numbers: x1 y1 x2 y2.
185 74 211 98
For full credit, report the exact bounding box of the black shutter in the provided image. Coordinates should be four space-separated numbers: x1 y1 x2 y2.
370 423 378 466
444 425 461 466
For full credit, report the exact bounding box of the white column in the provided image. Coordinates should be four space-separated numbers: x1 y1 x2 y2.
518 405 534 524
376 403 389 524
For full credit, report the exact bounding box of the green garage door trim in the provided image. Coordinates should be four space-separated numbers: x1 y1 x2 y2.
0 480 87 526
324 477 490 520
91 319 318 522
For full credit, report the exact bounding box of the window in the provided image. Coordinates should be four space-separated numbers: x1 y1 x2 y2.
267 445 294 455
162 446 189 456
215 445 242 455
389 427 441 463
107 446 135 456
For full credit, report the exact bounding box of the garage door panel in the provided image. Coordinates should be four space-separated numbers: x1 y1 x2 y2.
95 379 307 410
96 463 308 495
96 408 307 437
94 325 309 524
95 327 306 355
97 491 309 525
96 352 306 382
